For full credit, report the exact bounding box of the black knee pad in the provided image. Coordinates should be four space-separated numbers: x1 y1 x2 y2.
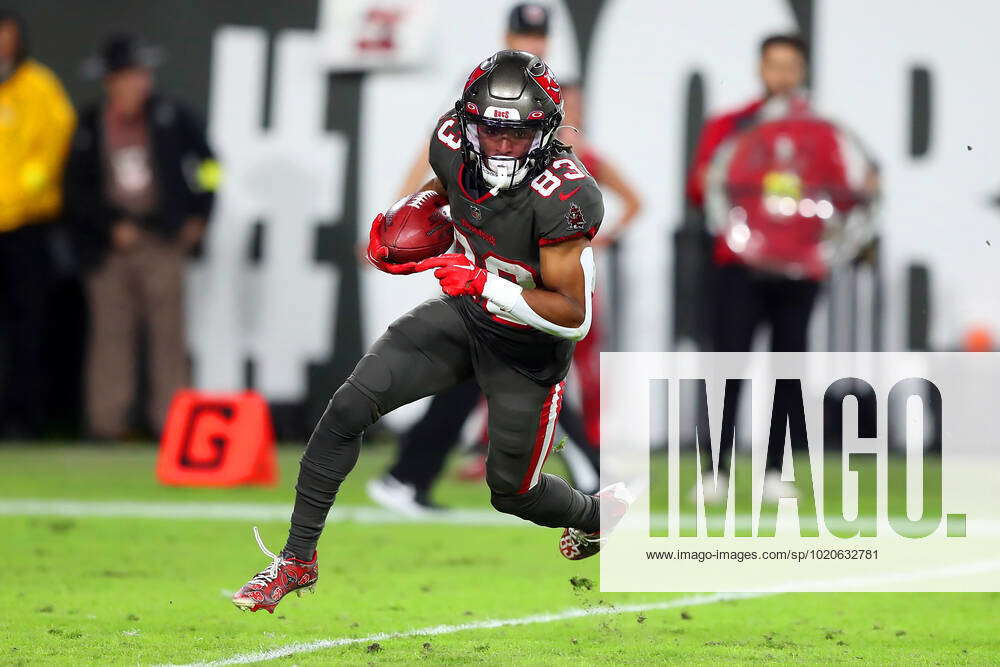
350 353 392 395
296 382 378 509
317 380 381 441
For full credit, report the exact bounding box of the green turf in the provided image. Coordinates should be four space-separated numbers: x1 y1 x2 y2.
0 444 996 664
0 440 493 507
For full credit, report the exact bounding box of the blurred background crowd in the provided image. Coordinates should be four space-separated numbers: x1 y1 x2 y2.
0 0 995 473
0 13 216 440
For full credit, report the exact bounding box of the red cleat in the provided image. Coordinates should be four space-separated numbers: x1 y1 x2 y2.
559 482 633 561
559 526 601 561
232 527 318 613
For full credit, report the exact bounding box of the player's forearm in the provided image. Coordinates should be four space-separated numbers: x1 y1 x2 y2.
520 289 586 328
481 247 596 341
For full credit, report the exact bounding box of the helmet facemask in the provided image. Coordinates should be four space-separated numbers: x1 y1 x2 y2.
459 114 560 190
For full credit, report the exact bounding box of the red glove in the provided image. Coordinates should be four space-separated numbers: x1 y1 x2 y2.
366 213 461 275
433 261 489 297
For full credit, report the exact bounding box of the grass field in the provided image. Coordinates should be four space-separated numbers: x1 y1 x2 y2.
1 443 998 665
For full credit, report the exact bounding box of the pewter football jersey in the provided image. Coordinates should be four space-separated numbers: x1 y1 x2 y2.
428 112 604 385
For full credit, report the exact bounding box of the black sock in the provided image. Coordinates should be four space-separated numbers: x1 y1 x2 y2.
283 382 377 560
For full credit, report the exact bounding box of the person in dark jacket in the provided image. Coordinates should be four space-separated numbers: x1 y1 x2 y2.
0 10 76 438
64 33 218 439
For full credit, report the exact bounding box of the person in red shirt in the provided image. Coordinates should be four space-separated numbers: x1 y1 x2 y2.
686 34 814 502
688 33 809 243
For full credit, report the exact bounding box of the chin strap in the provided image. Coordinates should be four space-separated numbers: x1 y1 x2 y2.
481 247 596 342
480 157 530 190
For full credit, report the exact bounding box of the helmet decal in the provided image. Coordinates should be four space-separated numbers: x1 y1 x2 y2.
530 65 562 105
464 57 495 91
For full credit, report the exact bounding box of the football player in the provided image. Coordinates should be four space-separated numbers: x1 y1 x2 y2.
232 50 629 613
367 81 643 514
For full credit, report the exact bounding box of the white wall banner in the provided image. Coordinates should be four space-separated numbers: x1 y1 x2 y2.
318 0 434 71
189 27 347 402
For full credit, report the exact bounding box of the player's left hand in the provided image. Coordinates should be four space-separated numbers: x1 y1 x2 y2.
432 260 488 297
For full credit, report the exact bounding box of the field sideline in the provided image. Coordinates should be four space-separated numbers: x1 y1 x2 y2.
1 444 997 664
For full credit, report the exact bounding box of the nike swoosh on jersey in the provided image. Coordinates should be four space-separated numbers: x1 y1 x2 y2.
558 186 582 201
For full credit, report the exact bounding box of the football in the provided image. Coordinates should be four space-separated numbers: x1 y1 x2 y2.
380 191 455 263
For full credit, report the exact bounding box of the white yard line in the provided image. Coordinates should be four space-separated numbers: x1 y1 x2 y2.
5 498 1000 535
190 592 768 666
173 559 1000 666
0 498 520 526
5 498 997 663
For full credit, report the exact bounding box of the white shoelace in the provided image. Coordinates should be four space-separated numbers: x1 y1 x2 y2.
568 527 602 545
247 526 285 586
